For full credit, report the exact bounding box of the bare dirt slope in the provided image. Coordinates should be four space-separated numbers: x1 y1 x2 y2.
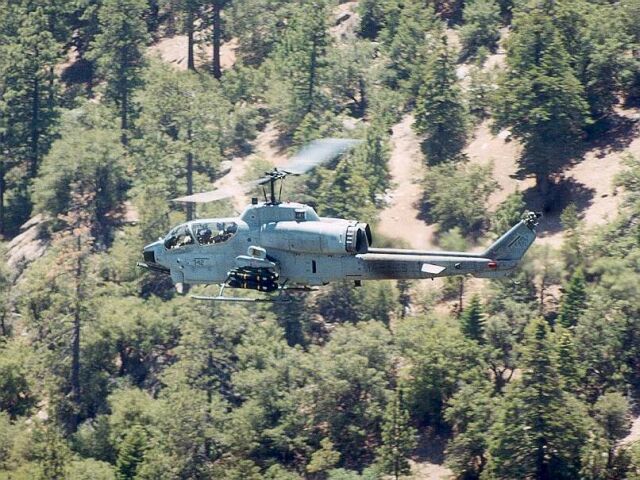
377 115 438 249
148 35 237 71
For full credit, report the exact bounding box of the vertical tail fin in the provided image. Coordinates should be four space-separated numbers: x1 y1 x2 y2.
483 212 540 261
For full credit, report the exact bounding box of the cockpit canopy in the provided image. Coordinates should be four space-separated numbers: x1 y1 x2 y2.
164 221 238 250
192 221 238 245
164 224 194 250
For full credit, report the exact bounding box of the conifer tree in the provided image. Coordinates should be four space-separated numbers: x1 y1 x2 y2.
459 0 501 59
414 37 469 165
0 3 61 233
490 191 525 236
358 0 385 40
135 63 236 221
494 6 590 198
555 328 580 390
382 0 441 93
163 0 204 71
208 0 229 78
116 425 148 480
557 268 587 329
88 0 150 141
268 1 330 135
483 319 589 480
460 295 485 343
376 389 417 480
560 203 583 272
351 124 391 202
445 380 494 478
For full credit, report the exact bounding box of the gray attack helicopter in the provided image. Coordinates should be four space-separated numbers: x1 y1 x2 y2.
137 138 539 302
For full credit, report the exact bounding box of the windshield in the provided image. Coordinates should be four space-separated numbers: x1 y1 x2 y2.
193 221 238 245
164 225 194 250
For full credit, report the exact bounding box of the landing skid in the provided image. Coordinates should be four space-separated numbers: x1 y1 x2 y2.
191 295 291 303
189 281 318 303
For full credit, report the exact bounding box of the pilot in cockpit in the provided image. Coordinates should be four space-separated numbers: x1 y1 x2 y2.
197 227 213 245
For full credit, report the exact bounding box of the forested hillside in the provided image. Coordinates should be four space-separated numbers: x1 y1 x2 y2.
2 0 640 478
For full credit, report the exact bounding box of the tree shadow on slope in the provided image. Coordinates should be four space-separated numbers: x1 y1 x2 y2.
583 111 640 158
521 177 595 236
412 427 449 465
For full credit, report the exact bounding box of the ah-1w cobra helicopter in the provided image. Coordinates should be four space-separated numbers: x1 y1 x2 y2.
138 138 539 302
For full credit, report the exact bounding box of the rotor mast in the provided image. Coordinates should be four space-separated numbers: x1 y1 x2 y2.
264 169 288 205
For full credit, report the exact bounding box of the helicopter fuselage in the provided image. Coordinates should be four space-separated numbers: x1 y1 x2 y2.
140 201 538 293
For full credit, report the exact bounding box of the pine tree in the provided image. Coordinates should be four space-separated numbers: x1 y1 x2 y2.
306 438 341 474
494 6 590 198
560 203 583 272
229 0 289 66
483 319 590 480
382 1 441 93
358 0 385 39
460 295 485 343
207 0 230 78
351 123 391 203
445 380 494 478
135 63 236 221
555 328 580 390
414 37 469 165
459 0 502 59
163 0 204 71
88 0 150 141
0 3 61 234
376 389 417 480
490 191 525 236
557 268 587 329
116 425 148 480
268 1 330 135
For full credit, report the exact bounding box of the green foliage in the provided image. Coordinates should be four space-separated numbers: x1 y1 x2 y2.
358 0 385 40
423 162 497 234
116 424 148 480
557 268 587 328
32 105 127 242
560 203 583 272
483 319 590 480
88 0 150 134
375 389 417 479
0 340 37 418
326 39 377 118
381 0 441 92
266 1 331 135
445 380 494 478
414 38 469 164
229 0 289 65
494 4 590 193
3 2 640 479
66 459 116 480
489 190 525 236
0 1 62 233
467 63 496 120
397 316 485 428
460 295 485 343
134 61 244 223
307 438 341 474
459 0 501 59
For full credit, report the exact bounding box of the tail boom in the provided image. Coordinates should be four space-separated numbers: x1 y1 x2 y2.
343 213 538 281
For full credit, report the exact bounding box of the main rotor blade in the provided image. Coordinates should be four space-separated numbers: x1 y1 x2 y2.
172 178 267 203
171 138 361 203
284 138 362 175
